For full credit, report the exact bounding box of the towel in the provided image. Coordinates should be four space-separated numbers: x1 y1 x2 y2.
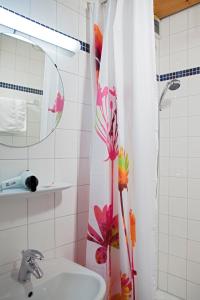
0 97 27 132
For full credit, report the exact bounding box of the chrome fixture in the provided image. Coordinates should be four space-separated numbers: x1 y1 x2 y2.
159 79 181 111
18 249 44 283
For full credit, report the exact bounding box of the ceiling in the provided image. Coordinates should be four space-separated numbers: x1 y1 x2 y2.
154 0 200 19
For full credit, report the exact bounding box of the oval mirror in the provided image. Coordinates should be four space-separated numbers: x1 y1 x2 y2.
0 33 64 147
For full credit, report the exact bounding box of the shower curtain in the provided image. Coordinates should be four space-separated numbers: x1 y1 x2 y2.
86 1 158 299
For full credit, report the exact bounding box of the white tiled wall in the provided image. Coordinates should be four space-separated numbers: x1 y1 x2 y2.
0 0 91 273
158 4 200 300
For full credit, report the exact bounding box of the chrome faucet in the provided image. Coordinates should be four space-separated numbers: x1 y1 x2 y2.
18 249 44 283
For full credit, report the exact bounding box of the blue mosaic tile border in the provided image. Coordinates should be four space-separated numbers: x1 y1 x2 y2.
159 67 200 81
0 82 43 95
1 6 90 53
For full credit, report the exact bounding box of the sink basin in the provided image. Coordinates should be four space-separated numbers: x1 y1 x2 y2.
0 258 106 300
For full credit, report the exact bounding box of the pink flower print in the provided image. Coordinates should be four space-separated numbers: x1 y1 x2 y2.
96 84 118 161
87 204 119 264
48 91 64 113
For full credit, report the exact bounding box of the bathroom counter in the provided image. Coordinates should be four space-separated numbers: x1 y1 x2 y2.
0 182 71 198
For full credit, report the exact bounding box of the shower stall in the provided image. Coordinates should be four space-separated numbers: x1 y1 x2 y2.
156 5 200 300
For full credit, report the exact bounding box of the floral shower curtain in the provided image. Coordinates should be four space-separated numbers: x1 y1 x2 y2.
86 1 157 299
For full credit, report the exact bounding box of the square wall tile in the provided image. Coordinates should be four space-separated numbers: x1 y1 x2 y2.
0 197 27 230
188 47 200 69
77 185 89 213
28 159 54 186
55 215 77 247
169 236 187 258
55 187 77 217
188 220 200 242
160 119 169 138
56 242 76 261
28 220 54 252
30 0 56 28
170 10 188 34
189 27 200 49
187 281 200 300
170 117 187 138
160 138 170 157
188 76 200 96
60 71 78 102
58 0 80 12
160 18 170 37
76 239 87 266
189 158 200 178
55 158 77 186
1 0 30 16
159 214 168 234
77 158 90 185
78 104 92 131
0 145 27 160
188 4 200 28
57 102 78 130
55 130 78 158
77 212 88 240
159 196 168 215
28 133 55 159
169 217 187 239
188 95 200 116
159 233 169 253
77 131 91 158
170 31 187 53
169 178 187 198
56 48 78 74
187 261 200 285
168 274 186 299
189 137 200 157
170 96 187 118
28 193 54 224
159 177 169 196
78 52 90 78
169 197 187 218
160 56 170 74
0 226 27 265
170 137 187 157
188 179 200 199
188 199 200 221
57 3 79 38
169 157 187 177
159 252 168 272
158 271 167 291
170 50 187 72
78 76 91 105
160 37 170 57
188 240 200 263
168 255 186 279
159 157 169 177
0 160 27 183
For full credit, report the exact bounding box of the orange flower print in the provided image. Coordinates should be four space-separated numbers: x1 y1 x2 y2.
118 147 129 192
111 273 132 300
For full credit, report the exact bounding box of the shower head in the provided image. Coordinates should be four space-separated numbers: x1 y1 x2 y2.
159 79 181 111
168 79 181 91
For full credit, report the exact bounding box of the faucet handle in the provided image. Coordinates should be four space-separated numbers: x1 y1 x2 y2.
22 249 44 261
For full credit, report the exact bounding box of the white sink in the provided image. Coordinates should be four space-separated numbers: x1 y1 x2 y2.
0 258 106 300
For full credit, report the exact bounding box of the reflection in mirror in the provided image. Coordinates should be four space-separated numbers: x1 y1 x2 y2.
0 33 64 147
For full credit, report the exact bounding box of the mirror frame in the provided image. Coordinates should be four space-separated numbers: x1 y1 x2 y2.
0 32 65 148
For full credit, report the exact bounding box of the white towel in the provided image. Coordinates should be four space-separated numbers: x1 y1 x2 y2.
0 97 27 132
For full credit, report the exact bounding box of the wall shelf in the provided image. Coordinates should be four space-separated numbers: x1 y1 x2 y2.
0 182 71 199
